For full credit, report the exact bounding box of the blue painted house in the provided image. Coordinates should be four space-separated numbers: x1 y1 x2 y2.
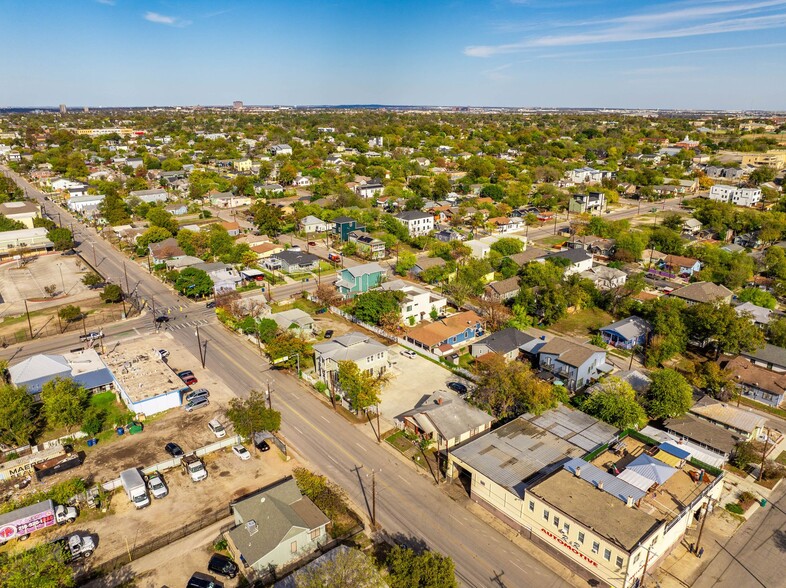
600 316 652 350
660 254 702 277
335 262 385 297
405 310 485 355
333 215 365 242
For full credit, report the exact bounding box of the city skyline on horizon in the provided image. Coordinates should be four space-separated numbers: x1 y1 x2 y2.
2 0 785 110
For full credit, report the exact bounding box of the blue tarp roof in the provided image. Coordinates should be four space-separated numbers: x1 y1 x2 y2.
659 442 691 460
562 458 646 504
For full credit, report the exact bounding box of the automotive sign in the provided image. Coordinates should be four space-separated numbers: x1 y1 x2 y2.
0 510 55 541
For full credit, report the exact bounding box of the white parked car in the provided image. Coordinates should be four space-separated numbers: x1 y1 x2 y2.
400 349 417 359
232 445 250 461
208 419 226 438
147 472 168 499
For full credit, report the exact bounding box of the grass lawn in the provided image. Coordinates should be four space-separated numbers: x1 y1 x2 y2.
273 297 321 315
551 308 614 337
458 353 475 370
775 451 786 467
537 236 568 247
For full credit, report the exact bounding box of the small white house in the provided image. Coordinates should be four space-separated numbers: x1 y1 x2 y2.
300 215 332 234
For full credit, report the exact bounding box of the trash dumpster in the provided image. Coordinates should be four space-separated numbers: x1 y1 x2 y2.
760 498 767 507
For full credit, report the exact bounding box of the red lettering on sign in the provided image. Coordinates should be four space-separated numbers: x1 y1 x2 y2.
540 528 599 567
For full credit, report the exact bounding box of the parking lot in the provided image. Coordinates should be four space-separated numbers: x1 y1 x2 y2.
0 253 94 316
378 345 473 425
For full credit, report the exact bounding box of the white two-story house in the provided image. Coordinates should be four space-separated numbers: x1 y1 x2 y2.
377 279 447 325
394 211 434 237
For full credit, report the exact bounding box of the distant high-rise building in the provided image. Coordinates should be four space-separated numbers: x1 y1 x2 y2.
59 104 67 114
83 106 89 113
233 101 244 110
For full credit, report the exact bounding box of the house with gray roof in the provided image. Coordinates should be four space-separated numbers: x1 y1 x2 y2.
537 337 612 390
397 392 493 449
470 327 531 361
226 478 329 575
334 262 385 297
734 302 774 327
272 309 315 337
313 332 388 391
599 316 652 350
272 250 320 273
741 343 786 372
128 188 169 203
670 282 733 305
9 349 115 398
484 276 521 301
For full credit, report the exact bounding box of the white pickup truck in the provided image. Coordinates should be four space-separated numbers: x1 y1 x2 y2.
182 454 207 482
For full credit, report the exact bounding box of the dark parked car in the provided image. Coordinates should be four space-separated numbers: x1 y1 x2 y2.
324 329 334 339
447 382 468 395
307 241 317 246
187 572 223 588
207 554 239 579
178 370 198 385
255 440 270 452
206 301 216 309
155 315 170 323
165 443 184 458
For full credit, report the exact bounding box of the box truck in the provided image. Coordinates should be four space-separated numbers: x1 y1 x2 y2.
0 500 77 544
120 468 150 509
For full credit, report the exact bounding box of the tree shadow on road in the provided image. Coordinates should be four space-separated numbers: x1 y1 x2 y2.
774 529 786 552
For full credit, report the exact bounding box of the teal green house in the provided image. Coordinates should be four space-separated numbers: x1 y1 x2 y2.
335 262 386 297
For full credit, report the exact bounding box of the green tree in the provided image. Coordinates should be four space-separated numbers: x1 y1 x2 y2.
41 377 90 433
80 406 105 437
256 318 279 343
294 547 386 588
0 384 35 446
58 305 82 323
98 192 131 225
385 545 457 588
99 283 123 303
136 226 172 255
336 360 388 412
352 291 403 325
683 302 764 355
0 542 75 588
395 251 417 275
174 268 213 298
749 166 776 185
473 354 554 419
0 214 25 232
490 237 524 256
646 369 692 419
266 332 311 370
768 317 786 347
582 377 647 429
226 390 281 436
737 287 776 310
81 272 103 288
46 228 74 251
732 440 758 469
146 207 179 234
250 201 284 236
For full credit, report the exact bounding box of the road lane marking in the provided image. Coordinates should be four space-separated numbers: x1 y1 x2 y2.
355 442 367 452
397 474 411 486
320 415 330 423
293 425 304 435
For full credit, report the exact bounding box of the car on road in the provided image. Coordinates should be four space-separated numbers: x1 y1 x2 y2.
206 301 216 309
324 329 334 339
155 315 170 323
207 554 239 579
255 439 270 452
447 381 468 395
232 445 250 460
79 331 103 342
184 397 210 412
184 388 209 403
178 370 198 385
307 241 317 246
401 349 417 359
165 443 184 458
147 472 168 499
157 349 169 360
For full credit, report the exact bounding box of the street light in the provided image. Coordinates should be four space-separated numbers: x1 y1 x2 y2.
57 263 65 295
195 325 206 368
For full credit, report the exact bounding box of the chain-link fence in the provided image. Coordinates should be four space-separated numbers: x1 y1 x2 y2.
2 306 133 346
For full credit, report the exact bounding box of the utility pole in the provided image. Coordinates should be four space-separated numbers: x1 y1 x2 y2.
371 470 377 529
266 381 272 409
553 211 558 235
758 427 770 482
376 403 381 443
640 544 653 588
123 261 130 294
694 501 711 555
91 242 97 267
23 299 33 340
81 315 87 337
195 325 205 368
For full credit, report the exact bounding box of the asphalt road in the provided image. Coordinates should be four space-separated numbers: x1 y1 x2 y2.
693 481 786 588
1 168 573 587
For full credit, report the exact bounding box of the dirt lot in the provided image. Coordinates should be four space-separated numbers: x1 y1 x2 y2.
378 345 472 424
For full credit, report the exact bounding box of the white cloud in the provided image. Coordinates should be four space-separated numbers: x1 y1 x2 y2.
144 11 192 27
96 0 115 5
466 1 786 56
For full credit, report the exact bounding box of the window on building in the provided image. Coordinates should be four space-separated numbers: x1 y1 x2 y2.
592 541 600 554
310 528 320 540
616 556 624 568
291 541 298 553
543 510 550 522
633 552 640 564
604 549 611 561
563 522 570 534
553 516 560 528
528 501 534 512
577 532 585 544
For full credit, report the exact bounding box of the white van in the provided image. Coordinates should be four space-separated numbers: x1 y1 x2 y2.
208 419 226 438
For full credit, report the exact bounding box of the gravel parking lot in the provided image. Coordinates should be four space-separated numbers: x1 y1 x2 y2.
378 345 472 424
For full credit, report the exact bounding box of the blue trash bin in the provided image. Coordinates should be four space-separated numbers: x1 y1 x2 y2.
116 427 125 436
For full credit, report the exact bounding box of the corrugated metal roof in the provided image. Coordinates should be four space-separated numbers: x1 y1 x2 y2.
562 458 646 504
524 404 618 453
654 450 682 468
625 454 677 485
616 468 654 492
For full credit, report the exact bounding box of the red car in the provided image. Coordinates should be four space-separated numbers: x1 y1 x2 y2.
177 370 198 386
307 241 317 246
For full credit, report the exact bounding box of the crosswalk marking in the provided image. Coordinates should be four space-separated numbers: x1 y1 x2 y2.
143 318 210 334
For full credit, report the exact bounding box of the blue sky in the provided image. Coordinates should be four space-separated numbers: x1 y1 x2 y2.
1 0 785 109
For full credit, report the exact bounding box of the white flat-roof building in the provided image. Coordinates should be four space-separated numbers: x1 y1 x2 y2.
708 185 761 207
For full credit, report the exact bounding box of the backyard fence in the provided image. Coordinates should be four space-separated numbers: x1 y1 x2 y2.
100 434 242 492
